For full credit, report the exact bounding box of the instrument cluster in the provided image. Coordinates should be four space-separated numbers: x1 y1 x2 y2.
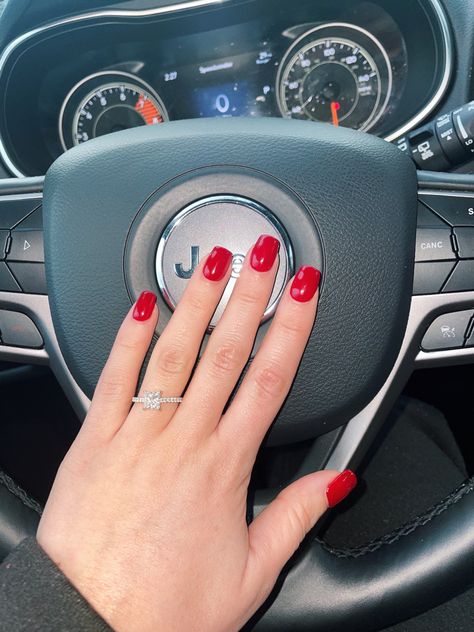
0 0 451 176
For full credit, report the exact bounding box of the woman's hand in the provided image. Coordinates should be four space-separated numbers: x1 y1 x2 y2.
37 235 356 632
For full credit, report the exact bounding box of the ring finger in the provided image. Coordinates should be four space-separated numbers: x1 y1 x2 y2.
123 246 233 433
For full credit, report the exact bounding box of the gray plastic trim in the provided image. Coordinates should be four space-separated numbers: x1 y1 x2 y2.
326 290 474 472
0 292 90 418
0 0 452 176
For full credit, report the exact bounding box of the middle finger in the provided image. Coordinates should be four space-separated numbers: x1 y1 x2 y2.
174 234 281 437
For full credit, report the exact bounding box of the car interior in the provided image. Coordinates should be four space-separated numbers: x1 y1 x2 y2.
1 0 474 630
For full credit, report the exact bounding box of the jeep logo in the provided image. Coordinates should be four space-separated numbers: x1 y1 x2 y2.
174 246 245 280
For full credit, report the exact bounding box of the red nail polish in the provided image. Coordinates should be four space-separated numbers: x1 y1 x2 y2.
290 266 321 303
133 291 157 321
326 470 357 508
203 246 233 281
250 234 280 272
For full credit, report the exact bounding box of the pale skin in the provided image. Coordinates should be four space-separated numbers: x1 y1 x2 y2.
37 240 346 632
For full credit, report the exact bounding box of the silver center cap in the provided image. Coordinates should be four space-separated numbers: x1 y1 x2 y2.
156 195 293 327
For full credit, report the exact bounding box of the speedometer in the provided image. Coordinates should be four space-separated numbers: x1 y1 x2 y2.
277 23 392 132
59 71 168 150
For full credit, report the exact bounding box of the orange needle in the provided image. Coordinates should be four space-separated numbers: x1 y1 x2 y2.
331 101 340 127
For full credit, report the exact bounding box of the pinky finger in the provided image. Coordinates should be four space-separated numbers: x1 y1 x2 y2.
82 291 159 443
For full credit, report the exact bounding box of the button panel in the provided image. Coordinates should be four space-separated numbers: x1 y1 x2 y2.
422 310 474 351
415 194 474 295
0 198 45 294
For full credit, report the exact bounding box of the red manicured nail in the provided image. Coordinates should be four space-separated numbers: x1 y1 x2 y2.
290 266 321 303
326 470 357 508
133 291 157 321
250 234 280 272
203 246 233 281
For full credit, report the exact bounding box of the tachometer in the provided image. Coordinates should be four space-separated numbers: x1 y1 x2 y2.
59 71 168 150
277 23 392 132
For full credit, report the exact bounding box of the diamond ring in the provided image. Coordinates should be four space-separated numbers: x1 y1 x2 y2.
132 391 183 411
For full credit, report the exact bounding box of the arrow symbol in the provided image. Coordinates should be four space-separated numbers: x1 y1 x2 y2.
23 240 31 251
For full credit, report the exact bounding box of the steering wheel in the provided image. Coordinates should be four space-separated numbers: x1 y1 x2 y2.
2 117 474 631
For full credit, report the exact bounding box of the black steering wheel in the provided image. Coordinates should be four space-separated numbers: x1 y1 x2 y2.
2 117 474 630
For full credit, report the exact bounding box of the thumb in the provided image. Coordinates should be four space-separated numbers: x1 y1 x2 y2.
247 470 357 587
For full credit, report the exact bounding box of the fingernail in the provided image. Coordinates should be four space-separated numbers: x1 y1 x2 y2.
203 246 233 281
133 291 157 321
326 470 357 508
290 266 321 303
250 234 280 272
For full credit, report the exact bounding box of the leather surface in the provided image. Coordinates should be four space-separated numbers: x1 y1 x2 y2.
251 479 474 631
44 117 417 444
0 471 41 562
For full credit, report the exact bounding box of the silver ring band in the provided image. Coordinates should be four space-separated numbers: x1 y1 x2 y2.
132 391 183 411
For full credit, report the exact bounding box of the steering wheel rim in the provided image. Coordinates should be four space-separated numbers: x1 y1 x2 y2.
1 120 474 630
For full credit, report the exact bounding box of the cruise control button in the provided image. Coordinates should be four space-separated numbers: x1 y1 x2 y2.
417 202 448 227
0 198 41 229
415 228 455 262
0 262 21 292
14 205 43 230
413 261 455 294
442 261 474 293
453 228 474 259
421 194 474 226
7 262 47 294
8 230 44 262
421 310 473 351
0 310 43 348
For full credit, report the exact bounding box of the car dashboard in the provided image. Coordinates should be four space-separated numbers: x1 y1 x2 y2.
0 0 451 177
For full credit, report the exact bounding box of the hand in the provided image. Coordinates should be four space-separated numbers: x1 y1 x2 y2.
37 235 356 632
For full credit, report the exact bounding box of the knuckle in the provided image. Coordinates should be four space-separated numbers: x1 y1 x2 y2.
184 289 209 318
115 331 142 353
276 491 312 542
155 345 190 377
98 370 128 400
209 338 246 374
252 365 287 401
237 285 261 308
274 316 303 338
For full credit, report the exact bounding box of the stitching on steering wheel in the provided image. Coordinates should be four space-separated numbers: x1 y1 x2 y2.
315 477 474 559
0 470 43 516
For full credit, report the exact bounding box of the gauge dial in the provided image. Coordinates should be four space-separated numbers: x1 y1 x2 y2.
59 71 168 150
277 24 392 132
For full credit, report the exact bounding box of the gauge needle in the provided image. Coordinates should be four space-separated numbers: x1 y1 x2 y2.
331 101 340 127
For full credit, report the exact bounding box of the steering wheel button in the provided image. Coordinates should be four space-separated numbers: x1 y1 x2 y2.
0 310 43 349
14 205 43 230
413 261 455 295
420 194 474 226
421 310 473 351
415 228 455 262
0 262 21 292
7 262 47 294
453 228 474 259
442 261 474 293
417 202 448 227
8 230 44 263
0 198 41 229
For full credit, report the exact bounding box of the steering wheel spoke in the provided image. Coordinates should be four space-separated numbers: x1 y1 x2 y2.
0 178 89 417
